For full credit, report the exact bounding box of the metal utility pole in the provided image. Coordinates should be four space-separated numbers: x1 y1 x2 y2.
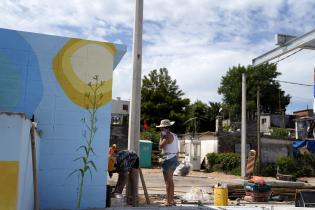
257 87 261 175
278 89 285 128
194 118 197 139
126 0 143 206
128 0 143 154
241 73 247 177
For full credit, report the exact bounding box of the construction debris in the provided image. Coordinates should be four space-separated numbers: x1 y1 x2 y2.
243 177 271 202
174 161 191 176
181 187 212 203
228 180 315 201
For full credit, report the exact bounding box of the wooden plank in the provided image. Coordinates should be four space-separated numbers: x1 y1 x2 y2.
139 168 150 204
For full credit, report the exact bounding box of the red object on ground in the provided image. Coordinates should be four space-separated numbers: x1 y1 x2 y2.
248 176 266 185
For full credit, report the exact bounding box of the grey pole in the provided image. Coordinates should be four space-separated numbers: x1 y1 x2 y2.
128 0 143 154
241 73 246 177
126 0 143 206
257 86 261 175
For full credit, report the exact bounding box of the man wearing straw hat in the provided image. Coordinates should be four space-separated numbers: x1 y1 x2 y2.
156 119 179 206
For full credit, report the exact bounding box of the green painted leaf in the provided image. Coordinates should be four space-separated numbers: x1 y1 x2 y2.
79 169 84 177
68 169 79 178
76 145 88 156
88 160 97 171
89 147 95 155
73 156 85 162
85 166 93 180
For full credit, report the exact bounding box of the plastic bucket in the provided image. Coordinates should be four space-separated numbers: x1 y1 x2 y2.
213 186 228 206
111 194 126 207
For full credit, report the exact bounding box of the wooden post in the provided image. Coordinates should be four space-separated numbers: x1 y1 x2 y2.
30 122 39 210
245 150 256 179
139 168 150 204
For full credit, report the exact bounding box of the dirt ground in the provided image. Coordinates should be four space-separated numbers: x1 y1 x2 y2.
108 168 315 206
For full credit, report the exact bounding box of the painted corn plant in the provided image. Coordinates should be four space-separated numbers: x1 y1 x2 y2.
70 75 105 208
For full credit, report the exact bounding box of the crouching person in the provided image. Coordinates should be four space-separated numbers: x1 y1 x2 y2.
108 150 139 206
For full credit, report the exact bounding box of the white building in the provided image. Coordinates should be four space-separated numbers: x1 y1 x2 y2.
111 97 129 125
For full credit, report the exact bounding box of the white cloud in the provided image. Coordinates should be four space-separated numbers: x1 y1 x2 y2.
0 0 134 40
1 0 315 113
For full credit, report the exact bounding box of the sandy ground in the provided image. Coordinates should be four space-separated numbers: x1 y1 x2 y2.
108 168 315 207
108 168 242 195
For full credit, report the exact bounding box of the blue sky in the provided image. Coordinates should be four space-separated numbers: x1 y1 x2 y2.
1 0 315 114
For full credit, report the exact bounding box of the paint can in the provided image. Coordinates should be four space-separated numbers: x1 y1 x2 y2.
213 183 228 206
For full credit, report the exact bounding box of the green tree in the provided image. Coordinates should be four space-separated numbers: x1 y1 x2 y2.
208 101 221 131
186 101 221 132
186 100 209 133
218 63 290 119
141 67 190 133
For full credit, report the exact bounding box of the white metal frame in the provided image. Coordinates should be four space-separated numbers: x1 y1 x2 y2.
252 28 315 66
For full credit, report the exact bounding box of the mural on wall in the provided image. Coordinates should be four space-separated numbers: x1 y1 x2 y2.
69 75 104 208
0 28 126 209
0 113 39 210
0 30 43 118
52 39 115 108
0 161 19 210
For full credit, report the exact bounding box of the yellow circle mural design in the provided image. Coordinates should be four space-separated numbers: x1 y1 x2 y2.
52 38 116 108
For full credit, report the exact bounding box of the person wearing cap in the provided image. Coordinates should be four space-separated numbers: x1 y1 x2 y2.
156 119 179 206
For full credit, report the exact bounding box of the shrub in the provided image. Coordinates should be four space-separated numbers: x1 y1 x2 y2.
140 129 160 150
257 163 277 177
230 166 241 176
271 127 289 138
276 156 296 175
206 153 218 171
206 152 240 174
223 124 231 131
296 165 313 177
212 164 223 172
220 153 240 171
276 154 315 177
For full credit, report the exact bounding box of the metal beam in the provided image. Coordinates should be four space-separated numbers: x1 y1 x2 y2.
276 34 315 49
252 28 315 66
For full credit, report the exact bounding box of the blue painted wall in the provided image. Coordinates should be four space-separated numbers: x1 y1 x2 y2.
0 113 40 210
0 28 126 209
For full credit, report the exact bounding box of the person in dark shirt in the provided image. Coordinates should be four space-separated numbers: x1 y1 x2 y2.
108 150 139 206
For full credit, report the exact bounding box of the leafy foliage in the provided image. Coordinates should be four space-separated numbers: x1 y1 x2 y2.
140 129 160 150
208 102 222 131
69 75 103 208
141 68 190 133
271 127 289 138
186 101 222 133
186 100 208 133
276 154 315 177
205 152 241 175
256 163 277 177
276 156 297 175
218 63 291 119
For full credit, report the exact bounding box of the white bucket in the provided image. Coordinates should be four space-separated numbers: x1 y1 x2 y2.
111 194 126 207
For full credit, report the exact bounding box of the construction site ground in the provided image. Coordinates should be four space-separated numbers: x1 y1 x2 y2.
107 168 315 209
